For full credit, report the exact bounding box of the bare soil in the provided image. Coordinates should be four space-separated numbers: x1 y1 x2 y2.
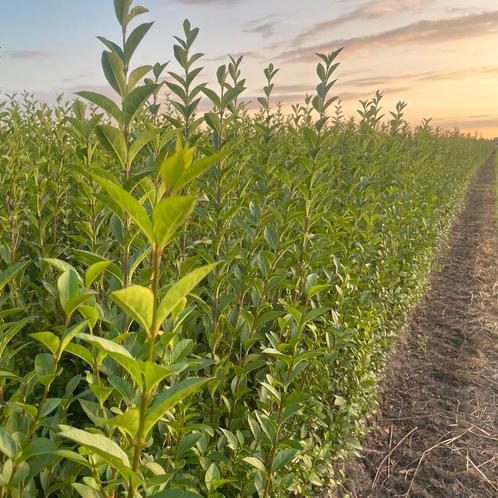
337 153 498 497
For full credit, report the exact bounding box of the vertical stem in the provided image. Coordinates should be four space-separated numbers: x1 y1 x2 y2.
128 244 162 497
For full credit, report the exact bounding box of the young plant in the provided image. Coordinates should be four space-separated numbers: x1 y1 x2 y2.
166 19 206 143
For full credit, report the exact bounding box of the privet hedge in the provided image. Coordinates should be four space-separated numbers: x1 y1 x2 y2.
0 1 492 497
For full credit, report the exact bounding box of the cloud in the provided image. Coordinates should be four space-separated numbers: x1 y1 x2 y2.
243 13 290 39
445 6 482 16
418 65 498 81
2 50 49 59
295 0 431 44
280 10 498 63
337 65 498 90
338 86 412 102
342 75 398 87
262 40 286 51
204 50 263 63
236 84 412 110
243 20 278 38
272 83 314 94
434 116 498 129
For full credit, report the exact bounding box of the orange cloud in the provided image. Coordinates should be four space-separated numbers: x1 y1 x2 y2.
295 0 432 44
280 10 498 62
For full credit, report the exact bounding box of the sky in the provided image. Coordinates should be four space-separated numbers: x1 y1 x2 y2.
1 0 498 137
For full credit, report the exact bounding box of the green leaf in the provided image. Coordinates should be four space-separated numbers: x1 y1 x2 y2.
153 196 196 250
58 425 138 484
102 50 126 96
76 333 132 359
0 260 29 293
166 81 187 101
74 250 123 283
202 88 221 108
273 448 297 471
205 462 220 491
0 371 21 381
159 142 191 191
95 125 128 168
204 112 221 134
52 449 91 468
76 91 121 121
262 347 284 356
125 22 153 63
176 432 202 458
30 332 60 355
316 63 326 81
113 0 128 26
127 5 149 24
306 284 330 299
220 428 238 451
65 343 94 366
105 407 140 438
85 260 112 288
0 317 33 358
174 152 223 193
111 285 154 334
76 334 143 386
92 174 155 243
173 45 188 68
60 320 89 354
63 293 95 317
97 36 125 62
10 461 29 486
41 258 81 280
35 353 55 385
72 483 103 498
78 305 100 329
222 83 245 106
123 83 159 126
0 428 16 459
58 270 79 313
155 264 215 329
128 65 153 92
242 456 266 473
142 360 191 391
303 306 329 323
39 398 62 418
144 378 210 436
148 491 203 498
22 437 57 459
128 245 151 282
263 226 279 250
128 128 158 165
255 411 276 442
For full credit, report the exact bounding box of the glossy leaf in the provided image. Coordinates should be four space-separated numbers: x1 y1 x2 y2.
144 378 210 436
125 22 153 62
85 260 112 288
0 428 16 459
92 174 155 243
153 196 196 249
123 83 159 126
149 491 203 498
155 264 215 329
58 425 138 484
0 260 29 293
111 285 154 333
95 124 128 167
76 91 121 121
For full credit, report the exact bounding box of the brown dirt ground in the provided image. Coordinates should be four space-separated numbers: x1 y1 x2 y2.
335 152 498 498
